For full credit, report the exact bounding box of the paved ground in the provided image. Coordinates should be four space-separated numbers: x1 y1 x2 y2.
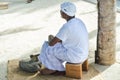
0 0 120 80
84 0 120 12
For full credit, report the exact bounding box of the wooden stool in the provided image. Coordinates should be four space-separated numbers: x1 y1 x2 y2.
66 59 88 79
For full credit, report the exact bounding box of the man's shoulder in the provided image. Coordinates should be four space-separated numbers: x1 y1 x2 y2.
68 18 82 24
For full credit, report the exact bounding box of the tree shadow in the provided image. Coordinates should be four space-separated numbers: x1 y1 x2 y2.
0 25 44 36
88 29 97 39
91 62 110 72
116 44 120 52
117 22 120 27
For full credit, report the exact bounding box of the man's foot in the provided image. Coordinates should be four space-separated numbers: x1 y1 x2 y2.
40 68 57 75
19 59 41 73
52 71 66 76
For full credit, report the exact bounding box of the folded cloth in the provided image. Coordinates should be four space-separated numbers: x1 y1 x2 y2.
19 59 41 73
27 0 34 3
30 54 40 62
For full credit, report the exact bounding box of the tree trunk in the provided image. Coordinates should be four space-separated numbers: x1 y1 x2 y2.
95 0 116 65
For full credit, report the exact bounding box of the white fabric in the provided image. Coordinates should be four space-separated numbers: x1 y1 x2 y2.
61 2 76 16
38 18 88 71
38 41 67 71
56 18 89 63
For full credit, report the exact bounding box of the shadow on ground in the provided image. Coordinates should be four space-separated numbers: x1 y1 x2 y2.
7 59 104 80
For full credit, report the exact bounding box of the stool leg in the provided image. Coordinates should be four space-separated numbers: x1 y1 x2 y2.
66 63 83 79
79 64 82 79
82 59 88 71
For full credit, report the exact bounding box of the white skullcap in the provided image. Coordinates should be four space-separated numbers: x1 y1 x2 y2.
61 2 76 16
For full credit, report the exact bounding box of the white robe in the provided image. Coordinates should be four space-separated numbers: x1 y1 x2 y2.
38 18 89 71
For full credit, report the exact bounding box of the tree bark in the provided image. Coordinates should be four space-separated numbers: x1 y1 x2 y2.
95 0 116 65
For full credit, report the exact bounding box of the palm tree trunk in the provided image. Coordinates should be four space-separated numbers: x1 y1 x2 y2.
95 0 116 65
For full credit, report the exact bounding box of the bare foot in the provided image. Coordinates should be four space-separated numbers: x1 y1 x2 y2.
40 68 57 75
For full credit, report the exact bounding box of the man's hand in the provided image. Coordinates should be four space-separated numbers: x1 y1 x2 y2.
49 37 62 46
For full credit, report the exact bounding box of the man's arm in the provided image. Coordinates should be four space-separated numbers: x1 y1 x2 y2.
49 37 62 46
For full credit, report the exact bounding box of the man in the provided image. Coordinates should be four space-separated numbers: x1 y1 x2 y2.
19 2 89 75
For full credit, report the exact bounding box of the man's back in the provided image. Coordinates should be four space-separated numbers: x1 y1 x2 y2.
56 18 89 63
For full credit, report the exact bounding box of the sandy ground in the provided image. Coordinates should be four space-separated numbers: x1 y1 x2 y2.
0 0 120 80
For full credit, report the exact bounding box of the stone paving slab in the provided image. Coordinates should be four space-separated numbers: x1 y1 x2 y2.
84 0 120 12
91 62 120 80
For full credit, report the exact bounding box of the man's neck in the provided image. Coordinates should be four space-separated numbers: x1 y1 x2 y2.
67 16 75 22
